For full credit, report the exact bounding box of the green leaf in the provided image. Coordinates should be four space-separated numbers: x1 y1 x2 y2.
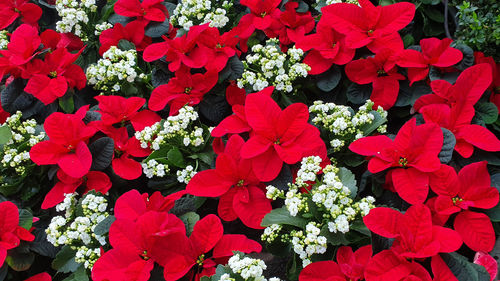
320 225 349 245
346 83 372 105
438 128 456 163
29 228 58 258
359 111 387 136
179 212 200 235
219 56 244 82
59 94 74 113
350 219 371 236
145 18 171 38
94 215 115 235
52 246 79 273
117 39 135 51
18 209 33 230
402 34 415 48
451 43 475 71
88 137 114 171
485 202 500 222
261 207 308 228
440 252 491 281
475 102 498 124
167 147 185 168
395 80 431 107
62 265 89 281
5 244 34 271
423 7 445 22
338 167 357 198
316 66 341 92
0 125 12 145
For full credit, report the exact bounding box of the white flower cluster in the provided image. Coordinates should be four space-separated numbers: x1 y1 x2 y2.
237 39 311 93
177 165 196 184
318 0 359 5
94 22 113 36
221 254 281 281
141 159 170 178
171 0 233 30
135 106 205 150
1 111 45 175
261 224 282 243
87 46 146 93
0 30 9 50
46 193 109 269
55 0 97 40
309 100 387 152
290 222 327 268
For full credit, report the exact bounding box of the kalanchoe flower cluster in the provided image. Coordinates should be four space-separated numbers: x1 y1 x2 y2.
0 30 8 50
46 192 109 269
55 0 98 40
290 222 328 267
1 111 44 175
94 22 113 36
217 253 281 281
309 100 387 152
141 159 170 178
176 165 197 184
87 46 147 93
237 39 310 93
171 0 233 30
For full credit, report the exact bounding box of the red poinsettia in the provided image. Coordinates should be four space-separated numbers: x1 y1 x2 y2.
239 0 281 31
143 24 212 72
0 0 42 30
296 19 355 75
148 66 218 115
40 29 84 53
431 255 457 281
24 47 86 104
24 273 52 281
299 261 348 281
30 106 97 178
364 204 462 258
322 0 415 52
42 169 112 209
345 49 405 109
99 21 152 55
396 38 463 84
240 89 327 181
336 245 372 281
187 134 271 229
429 162 498 252
0 24 40 79
159 214 262 281
197 27 239 71
0 201 35 266
95 95 160 131
474 52 500 112
269 1 315 46
349 118 443 204
364 250 432 281
114 0 168 25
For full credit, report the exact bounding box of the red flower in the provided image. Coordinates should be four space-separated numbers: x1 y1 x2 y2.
296 19 355 75
397 38 463 84
349 118 443 204
240 0 281 31
431 255 457 281
345 49 405 109
0 201 35 265
24 48 86 105
24 273 51 281
240 89 327 181
272 2 315 46
148 66 218 115
99 21 152 55
197 27 238 71
187 135 272 229
474 252 498 281
0 0 42 30
42 169 112 209
160 214 262 281
429 162 498 252
40 29 84 52
95 95 160 131
322 0 415 52
30 106 97 178
336 245 372 281
0 24 40 79
363 204 462 258
474 52 500 112
114 0 168 24
143 24 212 72
364 250 432 281
299 260 347 281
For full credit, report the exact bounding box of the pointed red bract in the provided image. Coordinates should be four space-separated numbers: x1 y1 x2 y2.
0 201 35 265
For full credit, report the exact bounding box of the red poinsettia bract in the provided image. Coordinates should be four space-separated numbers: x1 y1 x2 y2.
363 204 462 258
349 118 443 204
364 250 432 281
240 90 327 181
187 134 271 229
0 24 40 79
0 201 35 265
396 38 463 84
345 49 405 109
114 0 168 25
99 21 152 55
239 0 281 31
24 273 52 281
474 252 498 281
30 106 96 178
429 162 498 252
160 214 262 281
322 0 415 52
0 0 42 30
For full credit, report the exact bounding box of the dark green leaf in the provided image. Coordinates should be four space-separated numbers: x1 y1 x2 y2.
451 43 475 71
485 202 500 222
316 66 341 92
423 7 444 22
1 78 35 114
429 66 460 83
338 167 357 198
108 14 131 25
402 34 415 48
320 225 349 245
265 164 292 191
346 83 372 105
5 246 34 272
145 18 171 38
170 196 205 216
359 111 387 136
438 128 456 163
89 137 114 170
441 252 491 281
52 246 79 273
59 95 74 113
219 56 244 82
62 265 89 281
395 80 431 107
199 93 231 125
296 1 309 12
29 228 58 258
350 219 371 236
0 263 7 281
475 102 498 124
261 207 307 228
94 215 115 235
371 232 393 255
0 126 12 145
167 147 185 168
179 212 200 235
18 209 33 230
117 39 135 51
